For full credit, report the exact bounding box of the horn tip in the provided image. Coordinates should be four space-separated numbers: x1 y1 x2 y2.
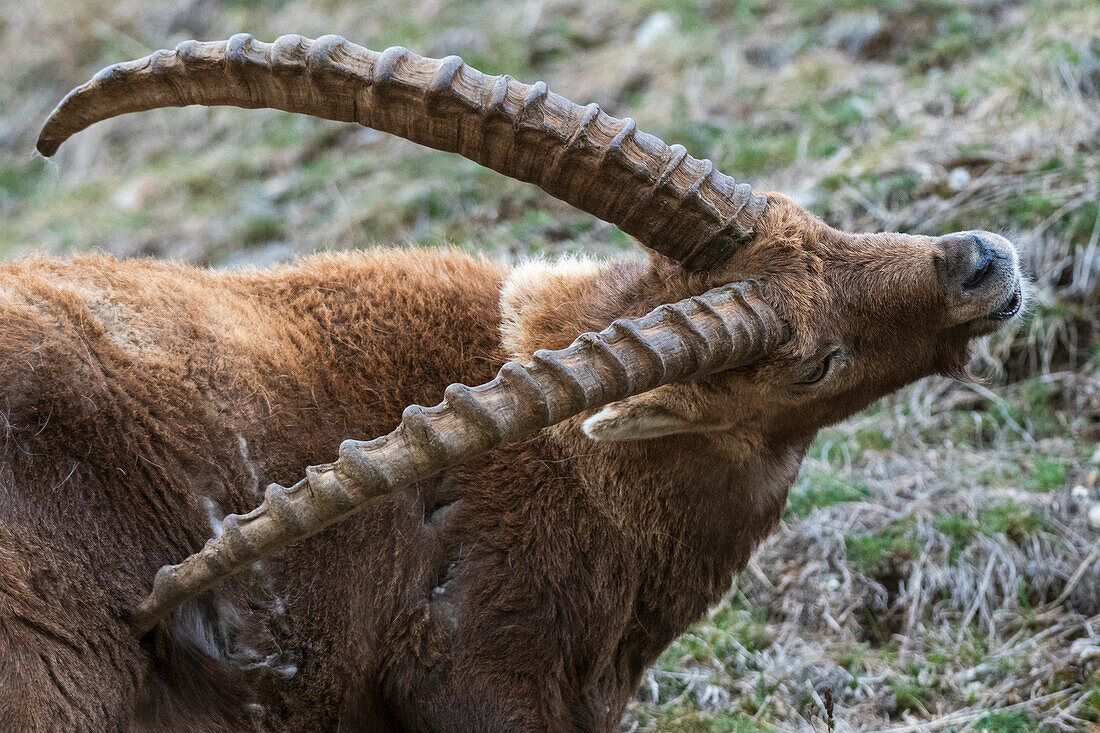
36 137 60 157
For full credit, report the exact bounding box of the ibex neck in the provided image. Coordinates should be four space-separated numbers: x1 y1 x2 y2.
500 253 805 669
567 428 801 584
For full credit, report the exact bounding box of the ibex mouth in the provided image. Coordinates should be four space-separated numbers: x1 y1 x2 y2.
989 282 1023 321
961 276 1024 337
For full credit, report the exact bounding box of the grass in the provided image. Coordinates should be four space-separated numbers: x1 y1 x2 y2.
978 502 1047 544
974 710 1039 732
845 524 922 576
1083 671 1100 723
887 671 935 717
1027 457 1067 493
652 709 770 733
785 471 871 518
933 512 980 565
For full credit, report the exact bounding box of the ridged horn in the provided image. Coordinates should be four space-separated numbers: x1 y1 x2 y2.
129 281 786 634
37 34 767 270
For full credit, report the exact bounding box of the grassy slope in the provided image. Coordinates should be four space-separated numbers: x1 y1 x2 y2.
2 0 1098 729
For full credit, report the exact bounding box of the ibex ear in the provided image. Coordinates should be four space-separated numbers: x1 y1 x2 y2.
582 391 698 442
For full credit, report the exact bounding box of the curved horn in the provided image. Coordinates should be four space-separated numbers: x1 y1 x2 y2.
129 281 786 634
38 34 766 270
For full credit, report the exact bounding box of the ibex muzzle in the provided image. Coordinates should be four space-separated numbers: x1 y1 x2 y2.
936 231 1024 332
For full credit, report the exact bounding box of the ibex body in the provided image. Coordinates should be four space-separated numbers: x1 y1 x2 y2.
1 35 1024 731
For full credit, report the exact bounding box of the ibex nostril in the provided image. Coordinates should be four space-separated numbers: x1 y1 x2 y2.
940 232 1001 292
962 252 995 290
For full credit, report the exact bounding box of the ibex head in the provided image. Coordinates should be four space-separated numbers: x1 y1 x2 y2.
37 34 1024 632
583 198 1023 444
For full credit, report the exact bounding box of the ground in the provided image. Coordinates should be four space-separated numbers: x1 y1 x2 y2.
1 0 1098 730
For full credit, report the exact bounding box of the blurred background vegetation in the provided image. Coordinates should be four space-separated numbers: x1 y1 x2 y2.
2 0 1098 730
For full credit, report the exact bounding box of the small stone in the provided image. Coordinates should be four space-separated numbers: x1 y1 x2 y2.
822 11 886 59
1071 637 1100 662
262 175 293 200
1089 503 1100 530
745 45 789 69
1072 485 1089 499
635 12 676 48
112 174 157 211
912 161 936 183
947 167 971 191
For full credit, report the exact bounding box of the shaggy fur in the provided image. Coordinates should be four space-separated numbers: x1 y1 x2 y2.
0 196 1019 731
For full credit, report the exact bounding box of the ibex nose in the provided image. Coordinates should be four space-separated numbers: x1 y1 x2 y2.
935 230 1024 327
936 232 1012 293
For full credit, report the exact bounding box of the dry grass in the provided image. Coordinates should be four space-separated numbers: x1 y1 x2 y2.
2 0 1098 729
623 371 1099 730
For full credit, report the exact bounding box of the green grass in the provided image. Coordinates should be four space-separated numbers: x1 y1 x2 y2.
807 419 891 464
786 471 871 518
1083 670 1100 723
237 215 285 246
933 512 980 565
930 502 1048 551
979 463 1023 488
655 598 773 675
0 158 51 201
653 708 773 733
1025 457 1066 493
928 632 994 675
974 709 1038 732
978 503 1046 543
845 523 923 575
887 671 934 717
935 377 1074 446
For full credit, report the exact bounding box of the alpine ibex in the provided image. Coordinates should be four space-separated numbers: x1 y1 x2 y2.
2 34 1024 731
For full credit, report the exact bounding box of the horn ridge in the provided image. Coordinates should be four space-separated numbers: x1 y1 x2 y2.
128 281 787 634
37 33 767 269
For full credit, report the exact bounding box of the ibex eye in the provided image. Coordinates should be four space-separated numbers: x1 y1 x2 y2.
797 352 835 385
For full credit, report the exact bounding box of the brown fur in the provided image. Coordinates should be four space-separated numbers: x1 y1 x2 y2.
0 196 1019 731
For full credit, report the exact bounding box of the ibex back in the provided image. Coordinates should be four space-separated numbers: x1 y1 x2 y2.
1 35 1024 731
